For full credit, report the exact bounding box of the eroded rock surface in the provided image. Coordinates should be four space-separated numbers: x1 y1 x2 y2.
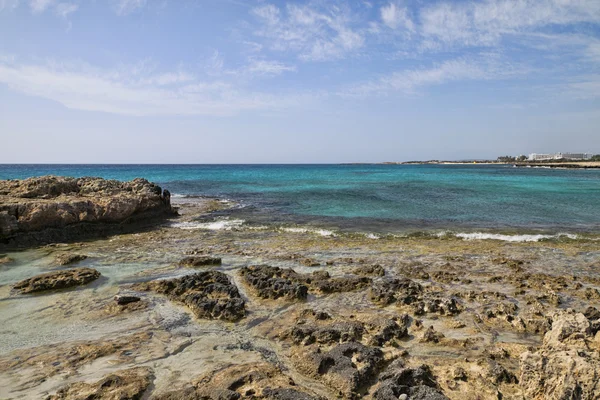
134 271 245 321
240 265 371 301
374 360 448 400
54 253 88 266
520 310 600 399
178 256 222 267
46 367 153 400
12 267 101 294
0 176 174 247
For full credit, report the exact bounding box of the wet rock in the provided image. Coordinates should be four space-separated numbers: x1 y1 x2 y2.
520 310 600 399
353 264 385 277
583 287 600 300
374 361 448 400
46 367 152 400
114 294 141 305
298 342 384 399
366 316 409 346
240 265 309 300
0 176 174 248
178 255 222 267
13 267 101 294
413 296 461 316
134 271 245 321
452 367 467 381
0 255 13 264
54 253 88 266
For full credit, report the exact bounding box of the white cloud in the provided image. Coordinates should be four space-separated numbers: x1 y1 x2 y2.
29 0 53 13
252 3 365 61
419 0 600 48
0 59 308 116
380 2 414 31
114 0 146 16
0 0 20 11
343 57 529 97
242 59 296 76
54 2 76 18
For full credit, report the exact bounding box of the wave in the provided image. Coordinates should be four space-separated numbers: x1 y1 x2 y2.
171 218 245 231
451 232 578 242
279 227 337 237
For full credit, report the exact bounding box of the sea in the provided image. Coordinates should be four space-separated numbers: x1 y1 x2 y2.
1 164 599 239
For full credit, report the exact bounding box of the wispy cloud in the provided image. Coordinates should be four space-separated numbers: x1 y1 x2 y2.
0 58 309 116
342 57 530 97
29 0 53 13
380 2 414 31
251 3 365 61
114 0 146 16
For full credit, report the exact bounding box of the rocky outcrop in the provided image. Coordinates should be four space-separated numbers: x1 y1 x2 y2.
374 360 448 400
154 363 323 400
46 367 153 400
0 176 174 248
134 271 245 321
178 256 222 267
12 267 101 294
54 253 88 266
519 310 600 399
240 265 372 301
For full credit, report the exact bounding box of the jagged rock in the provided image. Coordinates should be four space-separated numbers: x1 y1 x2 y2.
0 176 174 248
178 256 222 267
298 342 384 399
161 363 323 400
240 265 309 300
13 267 101 294
485 360 518 384
46 367 152 400
520 311 600 399
353 264 385 277
284 321 365 346
370 278 461 316
0 255 13 264
374 361 448 400
240 265 371 301
301 258 320 267
370 278 424 306
420 326 445 343
134 271 245 321
583 306 600 321
54 253 88 266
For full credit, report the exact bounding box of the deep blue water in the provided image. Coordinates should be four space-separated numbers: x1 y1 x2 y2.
1 164 600 233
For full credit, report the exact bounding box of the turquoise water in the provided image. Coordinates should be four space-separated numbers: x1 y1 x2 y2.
1 164 599 233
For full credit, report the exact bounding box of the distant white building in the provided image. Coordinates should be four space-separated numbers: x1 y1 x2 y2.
528 152 592 161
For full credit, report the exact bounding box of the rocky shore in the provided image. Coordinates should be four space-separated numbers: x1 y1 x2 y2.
0 176 174 248
0 182 599 399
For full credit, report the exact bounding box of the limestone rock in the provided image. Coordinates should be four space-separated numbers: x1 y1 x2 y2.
54 253 88 266
519 310 600 399
134 271 245 321
46 367 153 400
178 256 222 267
374 361 448 400
0 176 174 247
13 267 101 294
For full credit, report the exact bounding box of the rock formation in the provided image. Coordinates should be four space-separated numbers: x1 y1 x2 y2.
0 176 174 248
13 267 101 294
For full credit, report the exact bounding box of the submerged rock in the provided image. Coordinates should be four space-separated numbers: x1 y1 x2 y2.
114 294 141 305
13 267 101 294
54 253 88 266
178 255 222 267
134 271 245 321
46 367 153 400
520 310 600 399
0 176 174 248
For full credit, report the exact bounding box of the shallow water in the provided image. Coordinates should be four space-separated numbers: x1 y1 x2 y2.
2 164 600 233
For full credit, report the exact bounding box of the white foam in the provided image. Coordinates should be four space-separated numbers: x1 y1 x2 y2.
280 227 336 237
365 233 381 240
171 218 245 231
454 232 577 242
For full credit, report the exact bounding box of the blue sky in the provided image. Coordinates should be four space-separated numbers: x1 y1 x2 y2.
1 0 599 163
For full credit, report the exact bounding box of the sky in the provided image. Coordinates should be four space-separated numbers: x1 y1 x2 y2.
1 0 599 163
